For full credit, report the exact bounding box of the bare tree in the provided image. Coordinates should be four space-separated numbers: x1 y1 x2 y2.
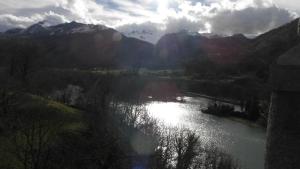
174 130 199 169
6 100 69 169
152 127 173 169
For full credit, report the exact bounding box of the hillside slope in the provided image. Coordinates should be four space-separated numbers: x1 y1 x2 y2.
154 32 251 68
242 18 300 71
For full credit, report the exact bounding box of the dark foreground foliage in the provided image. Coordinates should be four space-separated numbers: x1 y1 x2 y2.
0 68 241 169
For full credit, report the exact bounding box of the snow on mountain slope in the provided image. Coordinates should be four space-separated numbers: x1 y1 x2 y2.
120 29 163 44
119 28 224 44
4 21 108 36
25 22 48 34
49 21 107 35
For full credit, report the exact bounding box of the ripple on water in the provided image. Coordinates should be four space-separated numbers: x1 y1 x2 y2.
145 96 266 169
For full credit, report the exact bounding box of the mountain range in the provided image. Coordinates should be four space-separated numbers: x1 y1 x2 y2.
0 18 300 75
0 21 154 69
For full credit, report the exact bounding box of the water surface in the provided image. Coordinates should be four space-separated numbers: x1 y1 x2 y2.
146 96 266 169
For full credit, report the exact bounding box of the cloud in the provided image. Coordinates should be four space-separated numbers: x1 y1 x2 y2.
116 17 206 43
0 0 57 13
0 14 38 31
0 0 298 38
115 0 297 42
0 11 69 31
117 22 164 43
164 17 205 33
273 0 300 14
207 5 296 35
117 22 163 34
43 11 70 26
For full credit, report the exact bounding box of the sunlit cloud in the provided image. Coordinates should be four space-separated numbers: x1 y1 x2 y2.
0 0 298 39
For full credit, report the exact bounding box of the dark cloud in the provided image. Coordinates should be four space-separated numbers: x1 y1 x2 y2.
208 6 296 35
96 0 119 9
165 17 205 33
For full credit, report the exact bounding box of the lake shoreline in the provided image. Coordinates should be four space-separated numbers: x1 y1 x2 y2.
184 91 267 128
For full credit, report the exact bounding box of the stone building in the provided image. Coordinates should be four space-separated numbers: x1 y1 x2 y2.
265 44 300 169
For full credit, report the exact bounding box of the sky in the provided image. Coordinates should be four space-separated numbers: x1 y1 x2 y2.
0 0 299 37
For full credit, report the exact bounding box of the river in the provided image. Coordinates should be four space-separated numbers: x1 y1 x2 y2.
58 77 266 169
146 96 266 169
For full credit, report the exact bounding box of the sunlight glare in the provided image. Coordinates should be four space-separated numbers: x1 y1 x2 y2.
146 102 186 126
157 0 170 17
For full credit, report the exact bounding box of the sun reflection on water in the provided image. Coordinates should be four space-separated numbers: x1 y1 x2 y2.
146 102 188 126
145 97 266 169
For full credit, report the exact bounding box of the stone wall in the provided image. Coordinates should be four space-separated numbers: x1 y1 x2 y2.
265 91 300 169
265 64 300 169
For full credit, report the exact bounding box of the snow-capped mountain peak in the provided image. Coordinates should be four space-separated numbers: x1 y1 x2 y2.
4 21 108 37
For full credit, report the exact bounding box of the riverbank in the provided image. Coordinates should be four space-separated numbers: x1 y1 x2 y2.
184 91 267 128
228 116 267 128
185 92 241 105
